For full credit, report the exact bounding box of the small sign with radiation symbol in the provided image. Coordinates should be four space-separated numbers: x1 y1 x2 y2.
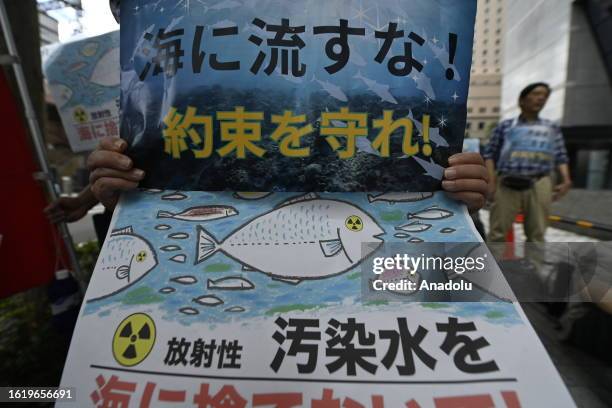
112 313 156 367
73 107 88 123
345 215 363 231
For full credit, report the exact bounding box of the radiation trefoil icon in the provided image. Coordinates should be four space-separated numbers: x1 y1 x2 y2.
112 313 156 367
345 215 363 231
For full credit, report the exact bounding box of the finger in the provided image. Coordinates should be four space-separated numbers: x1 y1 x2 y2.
442 178 488 194
444 164 488 181
43 203 58 214
97 136 127 153
446 191 486 212
91 177 139 208
89 167 145 186
87 150 133 171
448 152 484 166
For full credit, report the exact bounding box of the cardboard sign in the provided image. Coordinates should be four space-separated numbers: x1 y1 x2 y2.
43 31 120 152
58 191 575 407
121 0 477 191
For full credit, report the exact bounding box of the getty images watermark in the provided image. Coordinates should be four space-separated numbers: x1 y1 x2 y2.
360 242 612 303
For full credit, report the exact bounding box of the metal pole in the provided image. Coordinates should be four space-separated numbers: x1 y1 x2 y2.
0 1 84 286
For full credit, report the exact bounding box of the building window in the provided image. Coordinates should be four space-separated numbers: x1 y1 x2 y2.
479 107 486 113
466 122 472 130
478 122 485 130
493 107 500 113
468 107 473 113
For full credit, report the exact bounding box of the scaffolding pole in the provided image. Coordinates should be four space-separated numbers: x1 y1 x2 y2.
0 0 84 286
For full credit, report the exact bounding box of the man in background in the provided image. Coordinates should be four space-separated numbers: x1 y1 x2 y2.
484 83 572 244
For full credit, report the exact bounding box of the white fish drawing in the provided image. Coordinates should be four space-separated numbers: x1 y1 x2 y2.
407 205 453 220
429 41 461 82
161 192 188 201
233 192 272 200
407 110 448 148
171 276 198 285
89 47 119 87
87 226 157 301
350 48 367 67
170 254 187 263
353 71 398 104
312 75 348 102
413 157 445 180
166 16 184 32
179 307 199 315
155 224 171 230
196 194 385 283
225 306 246 312
367 192 433 204
408 237 424 243
395 221 432 233
411 72 436 100
394 233 411 239
193 295 224 306
207 276 255 290
210 0 242 10
159 287 175 294
168 232 189 240
160 245 181 252
158 206 238 222
440 227 456 234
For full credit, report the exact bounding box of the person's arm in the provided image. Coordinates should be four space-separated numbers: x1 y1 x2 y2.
551 124 572 201
87 137 145 209
442 152 489 213
44 186 98 223
482 122 503 201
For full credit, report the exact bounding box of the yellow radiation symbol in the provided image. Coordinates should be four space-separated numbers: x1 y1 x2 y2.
345 215 363 232
136 250 147 262
112 313 156 367
73 107 88 123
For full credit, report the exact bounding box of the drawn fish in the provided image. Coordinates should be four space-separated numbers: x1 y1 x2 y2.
233 192 272 200
207 276 255 290
407 237 425 243
312 75 348 102
155 224 171 230
157 206 238 221
87 226 157 302
407 110 448 147
144 188 163 194
196 194 385 284
171 276 197 285
394 233 411 239
89 47 119 87
225 306 246 313
160 245 181 252
169 254 186 263
367 192 433 204
159 287 175 294
440 227 456 234
353 71 398 104
395 221 432 233
161 192 188 201
413 157 445 180
407 205 453 220
411 72 436 100
168 232 189 240
193 295 224 306
179 307 199 315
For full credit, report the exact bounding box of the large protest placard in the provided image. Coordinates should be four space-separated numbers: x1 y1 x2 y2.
58 191 575 407
43 31 120 152
121 0 476 191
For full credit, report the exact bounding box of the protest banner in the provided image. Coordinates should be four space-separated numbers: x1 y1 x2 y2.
57 191 576 407
43 30 120 152
121 0 476 191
